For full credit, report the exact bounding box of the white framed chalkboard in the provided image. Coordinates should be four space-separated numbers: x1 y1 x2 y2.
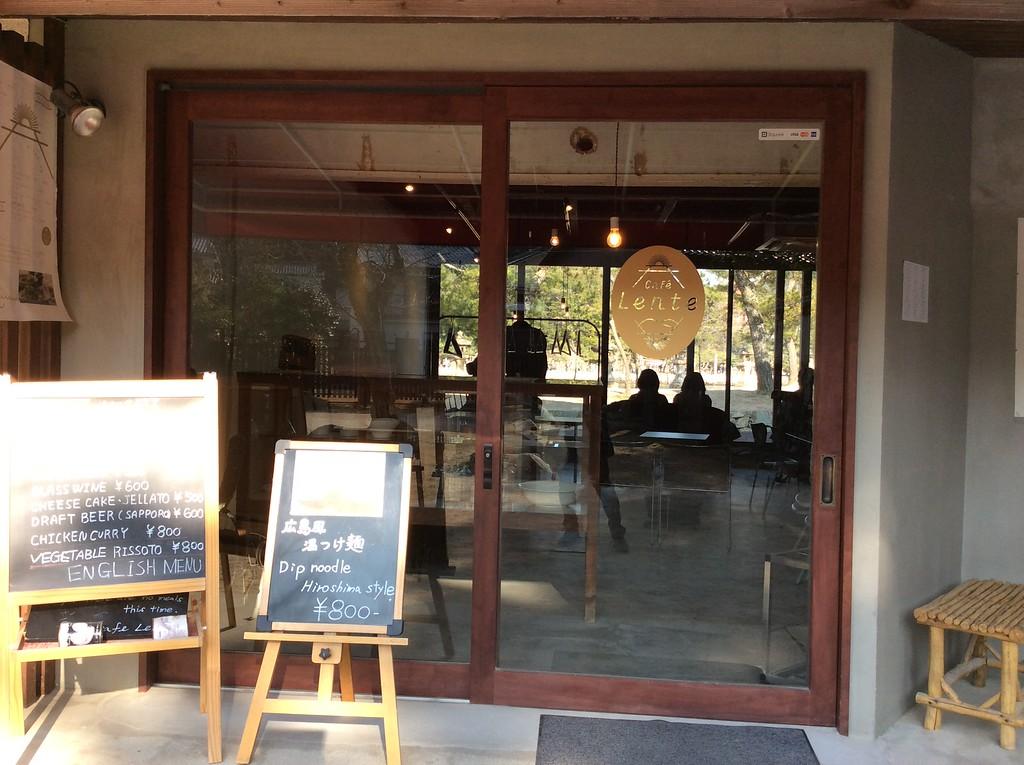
257 440 412 634
1 378 216 598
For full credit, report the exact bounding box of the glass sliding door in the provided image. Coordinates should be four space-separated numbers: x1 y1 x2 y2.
482 84 856 727
182 112 484 677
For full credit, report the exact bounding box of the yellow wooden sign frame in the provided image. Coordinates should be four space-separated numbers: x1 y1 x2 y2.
0 374 222 763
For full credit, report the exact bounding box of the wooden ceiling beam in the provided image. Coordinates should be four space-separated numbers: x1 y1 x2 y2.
7 1 1024 22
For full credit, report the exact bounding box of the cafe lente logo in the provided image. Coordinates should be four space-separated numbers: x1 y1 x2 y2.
611 245 706 360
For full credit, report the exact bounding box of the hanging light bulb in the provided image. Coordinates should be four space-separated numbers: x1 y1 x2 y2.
549 228 560 247
606 216 623 248
404 183 416 192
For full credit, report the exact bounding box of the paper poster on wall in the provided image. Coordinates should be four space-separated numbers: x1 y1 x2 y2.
902 260 929 323
0 61 70 322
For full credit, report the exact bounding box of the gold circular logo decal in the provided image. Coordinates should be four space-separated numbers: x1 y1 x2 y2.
41 227 52 246
611 245 706 360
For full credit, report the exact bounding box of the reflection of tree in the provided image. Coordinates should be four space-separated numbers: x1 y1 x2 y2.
192 237 814 401
694 271 728 373
733 270 776 393
322 243 408 372
609 319 638 391
440 263 480 360
193 237 443 380
191 238 341 374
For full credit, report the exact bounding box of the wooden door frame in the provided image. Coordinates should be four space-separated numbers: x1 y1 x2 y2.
147 70 862 732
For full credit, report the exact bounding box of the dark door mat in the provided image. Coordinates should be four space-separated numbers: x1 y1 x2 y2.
536 714 819 765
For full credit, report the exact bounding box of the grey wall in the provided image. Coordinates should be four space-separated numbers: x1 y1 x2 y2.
963 60 1024 581
61 19 898 734
873 26 973 734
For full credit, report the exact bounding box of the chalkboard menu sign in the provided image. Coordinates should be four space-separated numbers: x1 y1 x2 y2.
0 376 222 759
259 441 412 634
7 393 208 592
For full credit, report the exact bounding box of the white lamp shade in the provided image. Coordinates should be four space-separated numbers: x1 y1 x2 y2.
70 104 105 137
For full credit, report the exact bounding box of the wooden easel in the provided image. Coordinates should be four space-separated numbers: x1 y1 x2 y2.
0 376 223 762
236 631 408 764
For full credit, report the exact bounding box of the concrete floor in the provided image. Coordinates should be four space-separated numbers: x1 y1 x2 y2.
7 683 1023 765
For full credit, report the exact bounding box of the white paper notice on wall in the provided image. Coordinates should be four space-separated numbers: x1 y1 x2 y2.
1015 220 1024 418
0 61 71 322
901 261 929 323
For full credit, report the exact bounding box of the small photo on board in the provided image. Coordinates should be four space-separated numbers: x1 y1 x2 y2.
58 621 103 647
152 614 189 640
290 449 387 518
18 269 57 305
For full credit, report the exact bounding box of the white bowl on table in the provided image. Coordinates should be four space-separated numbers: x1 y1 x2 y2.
368 417 400 440
519 480 580 508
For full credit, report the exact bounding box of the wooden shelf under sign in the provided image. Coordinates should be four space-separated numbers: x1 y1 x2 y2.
13 635 201 662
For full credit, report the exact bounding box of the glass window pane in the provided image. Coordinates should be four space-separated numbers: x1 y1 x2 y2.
499 120 819 686
190 120 482 663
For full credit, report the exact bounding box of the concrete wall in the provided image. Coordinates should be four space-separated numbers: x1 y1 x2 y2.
61 20 896 734
873 26 973 734
963 60 1024 581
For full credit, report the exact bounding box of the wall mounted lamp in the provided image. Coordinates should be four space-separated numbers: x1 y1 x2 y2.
50 82 105 137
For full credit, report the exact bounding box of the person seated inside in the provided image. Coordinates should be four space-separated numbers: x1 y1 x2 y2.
673 371 736 444
673 372 712 431
772 366 814 440
626 368 676 433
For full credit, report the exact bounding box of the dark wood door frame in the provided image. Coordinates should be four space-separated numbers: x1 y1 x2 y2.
147 70 863 732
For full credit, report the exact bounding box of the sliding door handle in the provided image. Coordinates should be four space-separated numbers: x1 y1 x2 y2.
821 454 836 506
482 443 494 490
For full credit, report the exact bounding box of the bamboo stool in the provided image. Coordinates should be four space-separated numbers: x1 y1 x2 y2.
914 579 1024 750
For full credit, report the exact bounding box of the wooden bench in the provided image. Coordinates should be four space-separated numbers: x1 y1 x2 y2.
914 579 1024 750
